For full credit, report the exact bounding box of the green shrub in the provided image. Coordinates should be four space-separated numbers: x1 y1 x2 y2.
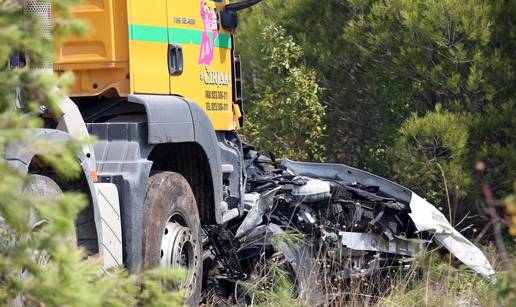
242 24 326 161
391 107 470 216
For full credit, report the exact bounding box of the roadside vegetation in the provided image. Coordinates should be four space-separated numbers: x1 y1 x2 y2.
237 0 516 305
232 245 515 306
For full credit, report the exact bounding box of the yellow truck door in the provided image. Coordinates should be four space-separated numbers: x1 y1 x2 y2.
127 0 170 94
167 0 234 131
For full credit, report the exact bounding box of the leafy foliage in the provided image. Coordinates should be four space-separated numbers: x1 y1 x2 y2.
391 107 470 207
344 0 516 195
242 25 326 161
237 0 412 170
0 1 184 305
238 0 515 236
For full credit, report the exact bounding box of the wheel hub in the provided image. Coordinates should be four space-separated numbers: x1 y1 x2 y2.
160 220 198 286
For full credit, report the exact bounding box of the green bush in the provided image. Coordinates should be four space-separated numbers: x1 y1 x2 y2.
391 107 470 210
242 24 326 161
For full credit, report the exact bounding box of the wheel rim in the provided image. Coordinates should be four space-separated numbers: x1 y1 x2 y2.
160 216 198 288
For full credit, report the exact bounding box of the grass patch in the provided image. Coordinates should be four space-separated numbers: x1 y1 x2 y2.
239 245 514 306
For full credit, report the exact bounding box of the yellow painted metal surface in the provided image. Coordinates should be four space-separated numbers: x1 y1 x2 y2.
54 0 130 96
126 0 170 94
166 0 235 130
55 0 239 131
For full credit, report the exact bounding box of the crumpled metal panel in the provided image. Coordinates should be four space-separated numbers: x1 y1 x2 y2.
340 231 425 257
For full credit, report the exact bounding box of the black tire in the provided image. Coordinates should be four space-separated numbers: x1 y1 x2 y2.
142 171 202 306
23 174 62 235
25 175 96 255
12 175 64 306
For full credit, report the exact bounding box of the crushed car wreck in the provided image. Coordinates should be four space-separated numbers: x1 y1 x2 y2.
201 144 495 303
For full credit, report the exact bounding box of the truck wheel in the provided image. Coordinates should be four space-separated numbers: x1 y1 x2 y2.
24 174 63 241
26 174 96 255
142 171 202 306
12 175 64 306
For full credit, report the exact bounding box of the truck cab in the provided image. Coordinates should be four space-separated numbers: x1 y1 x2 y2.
54 0 242 130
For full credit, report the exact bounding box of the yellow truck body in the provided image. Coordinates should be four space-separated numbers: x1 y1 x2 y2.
54 0 238 131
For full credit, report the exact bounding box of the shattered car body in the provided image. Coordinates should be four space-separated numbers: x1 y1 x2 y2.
202 145 494 302
281 158 494 277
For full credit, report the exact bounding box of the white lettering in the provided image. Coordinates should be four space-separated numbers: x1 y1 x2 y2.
200 67 231 86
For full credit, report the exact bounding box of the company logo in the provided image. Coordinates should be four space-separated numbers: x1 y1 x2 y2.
200 66 230 85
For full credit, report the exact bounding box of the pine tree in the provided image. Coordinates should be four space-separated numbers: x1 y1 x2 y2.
391 107 470 220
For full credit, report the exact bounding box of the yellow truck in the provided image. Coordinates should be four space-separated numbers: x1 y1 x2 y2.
9 1 256 304
7 0 494 305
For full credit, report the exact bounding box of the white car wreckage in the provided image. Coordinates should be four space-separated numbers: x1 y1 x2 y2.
202 145 494 302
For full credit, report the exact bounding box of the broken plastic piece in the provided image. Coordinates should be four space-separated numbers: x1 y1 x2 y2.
408 193 495 277
236 187 279 238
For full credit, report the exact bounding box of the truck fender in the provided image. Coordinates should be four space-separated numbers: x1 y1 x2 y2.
4 128 123 267
128 94 224 224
